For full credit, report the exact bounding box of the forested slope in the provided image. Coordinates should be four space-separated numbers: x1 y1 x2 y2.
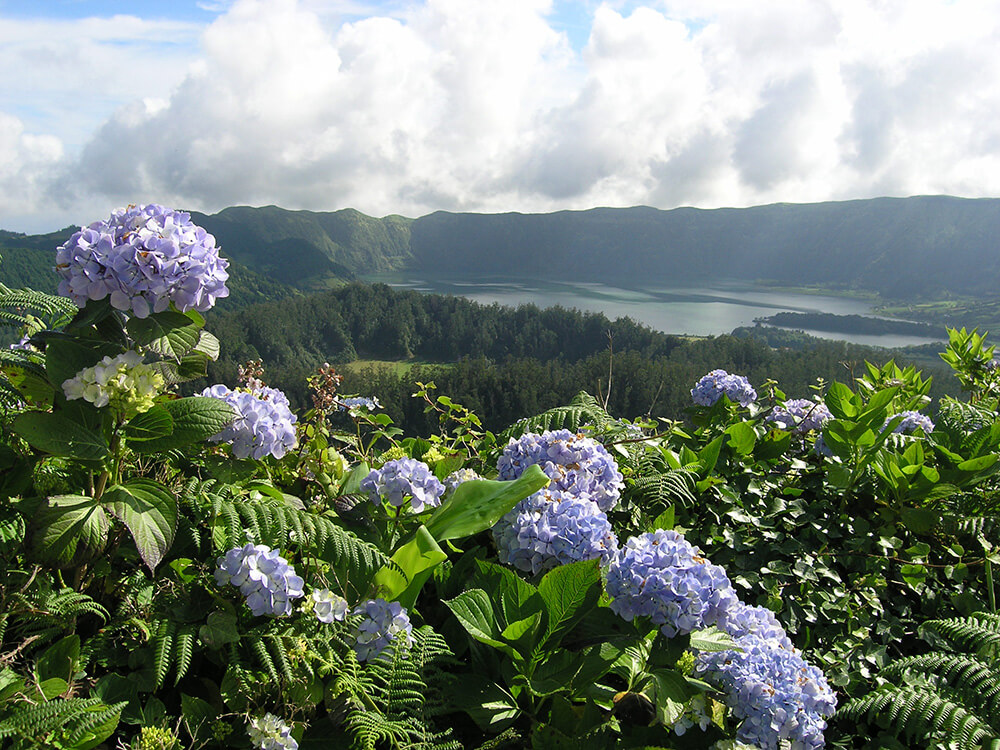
203 282 959 434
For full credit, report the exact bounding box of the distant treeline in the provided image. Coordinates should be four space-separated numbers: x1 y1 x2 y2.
754 312 944 337
200 283 960 435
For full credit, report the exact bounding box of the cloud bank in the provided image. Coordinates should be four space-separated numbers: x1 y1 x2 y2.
3 0 1000 232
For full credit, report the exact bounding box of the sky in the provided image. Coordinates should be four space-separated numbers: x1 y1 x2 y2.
2 0 1000 233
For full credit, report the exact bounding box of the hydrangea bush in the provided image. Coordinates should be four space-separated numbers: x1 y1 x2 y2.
691 369 758 407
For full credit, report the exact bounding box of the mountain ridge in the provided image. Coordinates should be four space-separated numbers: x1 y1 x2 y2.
2 195 998 300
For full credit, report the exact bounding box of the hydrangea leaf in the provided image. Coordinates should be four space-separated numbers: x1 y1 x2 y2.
650 668 696 726
425 464 548 541
130 397 237 453
443 589 519 660
537 558 601 648
123 406 174 442
725 421 756 455
199 612 240 649
29 495 110 567
103 480 178 571
43 336 121 394
824 381 860 419
126 310 201 360
689 626 737 653
448 675 520 731
12 411 108 461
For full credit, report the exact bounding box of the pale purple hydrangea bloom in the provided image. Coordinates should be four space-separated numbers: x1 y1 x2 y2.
337 396 381 411
696 603 837 750
361 458 445 512
884 410 934 434
215 543 304 617
247 712 298 750
767 399 832 434
311 588 350 623
354 598 415 662
606 529 739 638
55 204 229 318
492 488 619 575
9 333 33 351
497 429 624 512
200 384 297 460
691 369 758 407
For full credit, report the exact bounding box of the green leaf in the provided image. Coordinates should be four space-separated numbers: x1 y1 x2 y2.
689 626 737 653
450 677 519 731
825 382 859 419
123 406 174 442
0 506 26 555
374 525 447 609
528 649 583 696
901 563 928 588
444 589 519 660
538 558 601 648
192 330 220 361
425 464 549 541
725 421 756 455
958 455 998 472
130 396 237 453
126 310 202 360
43 337 120 393
900 507 939 535
13 411 108 461
29 495 109 567
650 668 698 726
103 479 178 571
36 635 80 684
199 611 240 649
696 435 724 476
181 693 218 747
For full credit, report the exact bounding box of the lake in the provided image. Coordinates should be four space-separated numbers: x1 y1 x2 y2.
362 274 945 349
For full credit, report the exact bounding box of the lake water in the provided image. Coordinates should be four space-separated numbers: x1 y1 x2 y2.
363 274 945 349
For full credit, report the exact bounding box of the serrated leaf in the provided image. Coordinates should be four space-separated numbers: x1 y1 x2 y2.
444 589 519 660
538 558 601 648
725 421 756 455
29 495 109 567
689 626 737 653
192 330 220 361
124 406 174 441
825 381 859 419
126 311 201 360
130 396 236 453
13 411 108 461
103 479 178 571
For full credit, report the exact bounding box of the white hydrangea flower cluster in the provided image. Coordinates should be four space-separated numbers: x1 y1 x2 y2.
247 712 297 750
311 588 350 623
62 350 163 417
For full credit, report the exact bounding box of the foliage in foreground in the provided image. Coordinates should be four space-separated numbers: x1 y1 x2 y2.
2 209 1000 749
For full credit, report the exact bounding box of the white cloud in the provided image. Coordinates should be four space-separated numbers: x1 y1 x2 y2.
2 0 1000 231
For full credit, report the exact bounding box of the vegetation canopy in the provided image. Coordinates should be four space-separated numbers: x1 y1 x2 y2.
1 206 1000 749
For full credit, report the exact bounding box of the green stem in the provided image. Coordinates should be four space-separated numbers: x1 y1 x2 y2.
988 559 996 614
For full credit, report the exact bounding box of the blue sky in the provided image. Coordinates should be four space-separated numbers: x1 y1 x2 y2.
2 0 999 233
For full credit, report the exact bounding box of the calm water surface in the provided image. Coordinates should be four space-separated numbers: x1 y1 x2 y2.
363 274 944 349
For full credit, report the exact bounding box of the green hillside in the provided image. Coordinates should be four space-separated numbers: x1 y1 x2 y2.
4 196 1000 305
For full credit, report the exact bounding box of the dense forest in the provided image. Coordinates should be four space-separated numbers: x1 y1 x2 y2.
202 282 960 434
753 311 943 337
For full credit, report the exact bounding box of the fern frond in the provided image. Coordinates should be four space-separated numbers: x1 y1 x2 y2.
922 613 1000 658
152 618 176 689
174 623 197 686
0 697 126 748
838 685 997 749
498 391 612 442
885 652 1000 729
624 470 698 510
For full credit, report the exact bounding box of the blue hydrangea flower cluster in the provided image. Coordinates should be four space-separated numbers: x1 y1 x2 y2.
606 529 740 638
497 429 624 512
691 369 758 407
201 384 298 460
354 598 415 662
214 543 304 617
884 410 935 434
767 399 832 433
247 712 298 750
361 458 445 513
696 603 837 750
55 204 229 318
311 588 350 624
493 489 619 575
